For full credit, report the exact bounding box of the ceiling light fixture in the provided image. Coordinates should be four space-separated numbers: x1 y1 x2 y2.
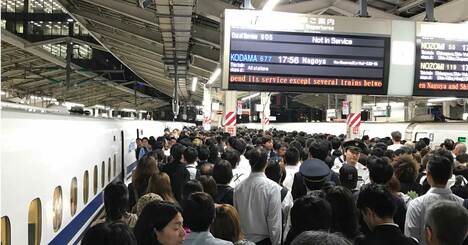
191 77 198 92
241 92 260 101
206 68 221 85
263 0 280 11
427 97 458 103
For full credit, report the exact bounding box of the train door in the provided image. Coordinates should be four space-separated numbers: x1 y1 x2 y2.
120 130 125 181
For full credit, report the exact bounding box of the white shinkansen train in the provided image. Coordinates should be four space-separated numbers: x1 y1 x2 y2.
0 107 193 245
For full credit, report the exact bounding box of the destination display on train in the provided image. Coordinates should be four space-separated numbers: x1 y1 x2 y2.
222 11 392 95
413 22 468 97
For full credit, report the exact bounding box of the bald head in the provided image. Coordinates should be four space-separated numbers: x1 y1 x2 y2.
453 143 467 157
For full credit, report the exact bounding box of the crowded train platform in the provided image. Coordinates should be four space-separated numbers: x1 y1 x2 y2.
2 0 468 244
81 127 468 245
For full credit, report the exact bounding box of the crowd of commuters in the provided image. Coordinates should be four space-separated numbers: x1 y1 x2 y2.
83 127 468 245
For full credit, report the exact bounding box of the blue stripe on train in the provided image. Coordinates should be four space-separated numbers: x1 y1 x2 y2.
126 160 138 174
48 191 103 245
49 161 139 245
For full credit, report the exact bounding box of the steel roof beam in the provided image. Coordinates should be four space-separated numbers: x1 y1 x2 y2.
1 30 163 103
70 0 220 47
89 26 165 55
194 0 237 22
411 0 468 22
71 10 163 43
275 0 404 19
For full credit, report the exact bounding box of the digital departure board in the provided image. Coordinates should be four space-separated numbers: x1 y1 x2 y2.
414 22 468 97
222 10 392 95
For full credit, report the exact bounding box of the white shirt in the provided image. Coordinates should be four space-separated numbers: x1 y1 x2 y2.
404 187 464 245
332 156 345 173
353 162 370 188
419 174 466 188
234 172 282 245
332 159 369 189
387 143 403 151
230 155 251 188
283 164 301 190
186 163 197 180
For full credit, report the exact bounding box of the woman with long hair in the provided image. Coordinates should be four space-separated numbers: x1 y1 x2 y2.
129 155 159 209
133 201 185 245
147 172 178 205
211 204 255 245
93 181 138 228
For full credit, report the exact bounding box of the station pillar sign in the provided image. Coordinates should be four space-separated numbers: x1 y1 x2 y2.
224 111 237 136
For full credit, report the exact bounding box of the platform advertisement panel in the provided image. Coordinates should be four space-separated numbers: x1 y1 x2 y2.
413 22 468 98
222 10 392 95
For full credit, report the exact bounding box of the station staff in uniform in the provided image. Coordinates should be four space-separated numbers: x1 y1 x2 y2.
291 158 331 200
332 140 369 188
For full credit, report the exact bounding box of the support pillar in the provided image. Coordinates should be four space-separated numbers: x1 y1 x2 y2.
224 91 238 135
260 92 271 130
405 101 416 121
202 86 212 130
443 102 451 118
346 95 362 139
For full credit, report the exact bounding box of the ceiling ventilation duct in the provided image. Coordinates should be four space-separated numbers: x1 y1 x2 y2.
155 0 195 103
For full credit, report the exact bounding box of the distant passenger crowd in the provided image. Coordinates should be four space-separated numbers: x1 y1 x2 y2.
82 127 468 245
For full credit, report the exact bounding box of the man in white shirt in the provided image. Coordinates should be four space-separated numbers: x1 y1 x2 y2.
229 139 251 188
283 147 301 190
387 131 403 151
234 148 282 245
183 147 199 180
405 154 464 245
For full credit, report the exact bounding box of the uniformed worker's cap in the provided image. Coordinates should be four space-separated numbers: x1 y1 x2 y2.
299 159 331 183
342 140 367 153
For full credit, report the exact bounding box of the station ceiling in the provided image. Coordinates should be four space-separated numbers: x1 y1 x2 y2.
1 0 467 110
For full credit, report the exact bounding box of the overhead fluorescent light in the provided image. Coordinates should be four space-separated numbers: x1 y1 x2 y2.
427 97 458 103
94 104 105 109
121 108 136 112
63 102 84 107
191 77 198 92
138 110 147 113
1 91 6 96
263 0 280 11
206 68 221 85
241 92 260 101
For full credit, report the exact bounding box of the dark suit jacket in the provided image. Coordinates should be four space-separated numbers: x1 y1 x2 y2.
161 160 190 203
215 185 233 205
356 224 418 245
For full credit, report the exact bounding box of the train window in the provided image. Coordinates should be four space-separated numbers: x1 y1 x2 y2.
93 165 98 195
28 198 42 245
1 216 11 245
70 178 77 216
83 171 89 204
113 154 117 177
52 186 62 232
108 158 111 182
101 161 105 188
